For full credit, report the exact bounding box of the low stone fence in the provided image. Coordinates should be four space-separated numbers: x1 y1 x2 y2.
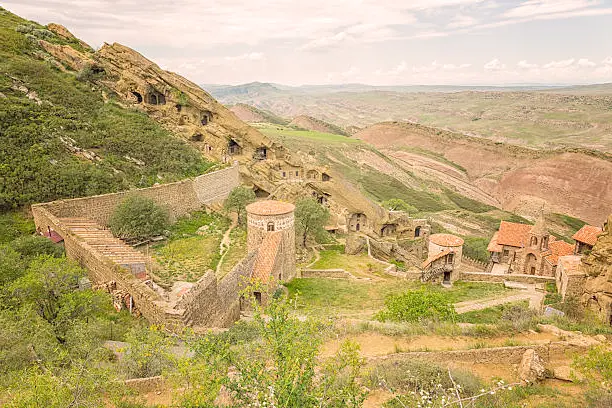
370 341 585 366
125 376 164 393
462 256 488 271
301 269 352 279
461 272 555 284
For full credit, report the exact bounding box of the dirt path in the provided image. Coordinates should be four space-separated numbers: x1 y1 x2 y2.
455 285 544 314
215 213 238 275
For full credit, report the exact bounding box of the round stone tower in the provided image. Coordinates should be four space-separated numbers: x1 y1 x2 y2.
246 200 296 281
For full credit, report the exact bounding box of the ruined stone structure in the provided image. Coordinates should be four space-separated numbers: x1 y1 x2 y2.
572 224 603 255
422 234 464 284
36 33 430 272
487 216 573 276
32 167 294 331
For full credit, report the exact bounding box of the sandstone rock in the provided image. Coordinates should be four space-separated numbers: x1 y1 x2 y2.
594 334 607 342
39 40 92 71
518 349 546 384
47 23 93 50
553 366 584 382
345 234 366 255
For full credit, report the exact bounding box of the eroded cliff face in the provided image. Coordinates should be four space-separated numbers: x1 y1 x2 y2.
581 215 612 322
35 33 412 241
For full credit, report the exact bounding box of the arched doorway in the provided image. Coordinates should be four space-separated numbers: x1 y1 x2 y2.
525 253 538 275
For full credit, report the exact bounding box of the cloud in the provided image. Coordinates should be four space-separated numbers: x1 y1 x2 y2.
518 60 539 69
446 14 478 28
577 58 596 67
484 58 506 71
503 0 598 19
225 52 265 62
542 58 575 69
601 56 612 65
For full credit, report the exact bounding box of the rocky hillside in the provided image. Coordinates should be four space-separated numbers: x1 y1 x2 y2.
0 8 214 210
355 122 612 225
289 115 348 136
230 103 288 125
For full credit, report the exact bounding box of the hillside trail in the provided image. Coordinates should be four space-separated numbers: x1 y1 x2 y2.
454 283 544 314
216 213 238 275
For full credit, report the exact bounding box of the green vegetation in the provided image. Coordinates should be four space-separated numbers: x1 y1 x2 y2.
0 212 34 244
376 289 457 323
382 198 418 214
310 247 386 276
109 196 169 240
256 122 360 144
462 236 491 262
444 188 496 213
295 198 330 247
0 9 213 211
224 186 256 225
153 211 230 284
550 212 587 234
457 301 531 324
218 226 247 278
286 278 513 317
573 345 612 407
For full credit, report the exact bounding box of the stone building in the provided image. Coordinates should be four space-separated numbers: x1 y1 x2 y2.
487 216 573 276
246 200 296 284
555 255 587 301
422 233 464 285
572 224 602 255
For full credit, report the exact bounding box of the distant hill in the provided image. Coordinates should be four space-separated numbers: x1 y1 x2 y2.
540 82 612 95
289 115 348 136
230 103 288 125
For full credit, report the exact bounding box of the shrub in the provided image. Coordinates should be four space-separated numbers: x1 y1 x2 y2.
109 196 169 239
121 326 173 379
10 235 64 261
500 303 538 332
224 186 256 225
376 289 457 323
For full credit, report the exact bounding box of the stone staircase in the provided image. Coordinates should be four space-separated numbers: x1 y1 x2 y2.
60 217 149 279
421 264 452 282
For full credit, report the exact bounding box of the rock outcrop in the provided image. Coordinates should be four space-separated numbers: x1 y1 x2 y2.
581 215 612 321
289 115 348 136
518 349 546 384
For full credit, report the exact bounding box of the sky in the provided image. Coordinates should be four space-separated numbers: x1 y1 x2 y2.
4 0 612 86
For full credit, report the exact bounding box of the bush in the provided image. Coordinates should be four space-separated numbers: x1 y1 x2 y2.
376 289 457 323
10 235 64 261
500 303 538 332
462 236 491 262
121 326 173 379
109 196 169 240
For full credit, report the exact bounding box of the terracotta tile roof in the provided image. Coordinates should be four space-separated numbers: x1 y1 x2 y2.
543 240 575 266
251 231 282 283
429 233 464 247
246 200 295 216
572 225 602 246
496 221 533 248
422 249 451 269
487 231 503 252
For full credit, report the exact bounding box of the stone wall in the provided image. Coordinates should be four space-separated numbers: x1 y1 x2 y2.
372 342 586 366
31 166 244 331
301 269 352 279
461 271 555 284
32 165 239 227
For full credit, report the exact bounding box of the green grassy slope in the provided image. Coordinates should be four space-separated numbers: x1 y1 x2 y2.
0 8 214 210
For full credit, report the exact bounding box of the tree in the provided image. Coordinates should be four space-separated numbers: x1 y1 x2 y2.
224 186 256 225
295 198 330 247
109 196 169 239
382 198 418 214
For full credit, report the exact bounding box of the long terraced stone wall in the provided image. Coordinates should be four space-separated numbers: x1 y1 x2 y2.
33 165 239 227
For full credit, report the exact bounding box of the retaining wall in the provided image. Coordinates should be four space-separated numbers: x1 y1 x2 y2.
32 165 239 227
301 269 352 279
461 271 556 284
372 341 585 366
31 166 244 331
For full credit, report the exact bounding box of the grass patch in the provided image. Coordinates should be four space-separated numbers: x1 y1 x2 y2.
285 279 514 317
310 248 386 276
218 227 247 278
256 123 359 144
550 212 587 234
457 301 529 324
152 211 230 284
444 189 495 213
